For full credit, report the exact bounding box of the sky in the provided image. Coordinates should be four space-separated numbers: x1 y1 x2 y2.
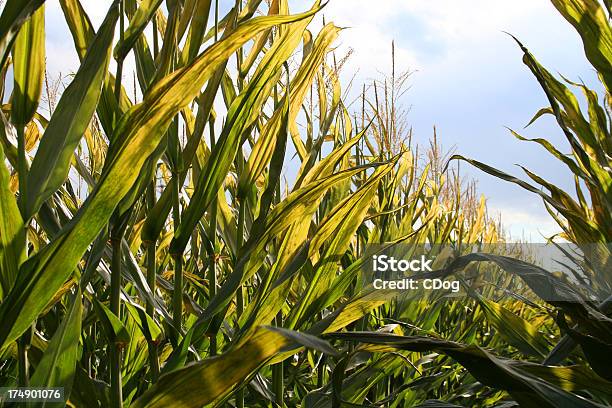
41 0 602 242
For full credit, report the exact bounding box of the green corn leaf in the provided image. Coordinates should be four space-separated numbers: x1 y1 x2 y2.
477 296 550 358
289 161 397 328
238 0 281 76
236 134 377 334
0 140 25 299
29 289 83 407
59 0 132 136
160 325 194 375
312 289 398 335
0 0 44 69
113 0 164 61
152 0 181 80
0 111 19 168
447 155 601 244
412 402 464 408
195 164 382 330
180 0 212 64
69 367 110 408
265 325 340 356
516 362 612 395
302 229 429 324
10 3 45 127
557 312 612 381
58 0 93 58
131 327 292 408
508 128 589 182
550 0 612 93
124 302 163 343
140 65 226 243
235 97 298 335
134 325 339 408
237 23 340 198
92 298 131 345
24 2 118 220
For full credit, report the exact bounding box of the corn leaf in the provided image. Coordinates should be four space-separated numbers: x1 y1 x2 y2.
550 0 612 93
327 332 608 408
10 3 45 127
477 296 550 358
113 0 164 61
0 0 44 68
24 2 118 220
0 141 24 298
29 289 83 406
131 327 291 408
92 298 131 345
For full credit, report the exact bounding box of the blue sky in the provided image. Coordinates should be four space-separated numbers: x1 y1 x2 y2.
42 0 601 241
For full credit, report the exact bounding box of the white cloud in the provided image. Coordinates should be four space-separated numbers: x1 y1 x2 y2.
489 204 561 243
397 1 551 41
303 0 575 85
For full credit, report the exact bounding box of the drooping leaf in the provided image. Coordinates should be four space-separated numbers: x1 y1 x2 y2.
550 0 612 93
326 332 608 408
132 327 291 408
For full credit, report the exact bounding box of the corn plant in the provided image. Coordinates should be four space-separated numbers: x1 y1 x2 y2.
0 0 611 407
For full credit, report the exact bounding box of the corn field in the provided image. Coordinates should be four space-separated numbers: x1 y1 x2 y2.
0 0 610 407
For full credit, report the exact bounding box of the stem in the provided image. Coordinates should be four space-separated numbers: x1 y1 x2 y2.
152 13 159 57
16 126 27 213
272 314 284 406
235 199 245 408
17 338 29 386
110 228 124 408
114 0 125 104
145 182 160 381
234 5 245 398
109 4 125 406
171 175 183 335
214 0 219 42
16 124 30 387
208 117 218 356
